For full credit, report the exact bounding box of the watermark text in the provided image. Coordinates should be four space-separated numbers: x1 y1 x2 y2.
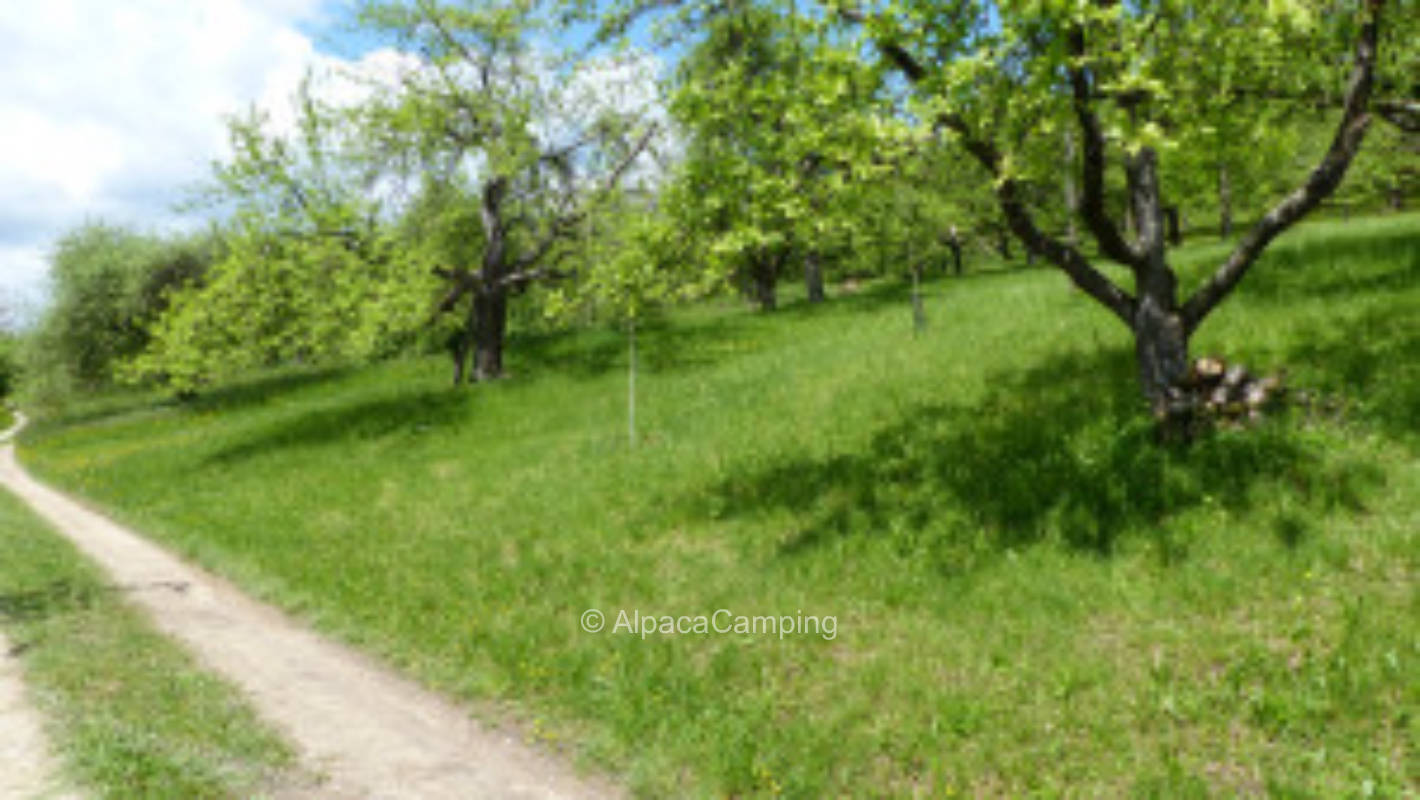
581 608 837 640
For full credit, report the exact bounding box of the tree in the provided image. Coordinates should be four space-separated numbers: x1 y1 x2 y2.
28 222 214 398
665 0 887 310
839 0 1389 433
0 330 17 402
351 0 660 383
127 92 429 393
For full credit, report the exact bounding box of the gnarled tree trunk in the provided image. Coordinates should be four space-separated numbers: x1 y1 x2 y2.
1128 147 1192 428
804 250 825 303
472 285 508 381
450 305 475 385
749 249 779 311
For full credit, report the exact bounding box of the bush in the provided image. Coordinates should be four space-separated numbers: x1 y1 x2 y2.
23 222 215 403
0 334 17 400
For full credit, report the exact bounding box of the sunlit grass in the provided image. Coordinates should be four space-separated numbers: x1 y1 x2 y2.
18 212 1420 796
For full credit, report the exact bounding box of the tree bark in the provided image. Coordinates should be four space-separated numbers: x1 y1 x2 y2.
1127 148 1191 425
471 175 510 381
472 286 508 381
751 250 778 311
450 304 476 385
1124 152 1141 239
804 249 825 303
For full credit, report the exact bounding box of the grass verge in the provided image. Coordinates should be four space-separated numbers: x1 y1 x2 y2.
16 213 1420 796
0 488 296 798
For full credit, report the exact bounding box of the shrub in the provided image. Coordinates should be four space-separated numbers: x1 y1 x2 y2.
23 222 215 403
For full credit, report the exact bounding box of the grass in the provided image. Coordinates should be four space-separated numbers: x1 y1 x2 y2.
0 489 297 798
17 212 1420 796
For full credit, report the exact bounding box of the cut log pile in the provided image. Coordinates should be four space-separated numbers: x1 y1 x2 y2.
1177 356 1286 425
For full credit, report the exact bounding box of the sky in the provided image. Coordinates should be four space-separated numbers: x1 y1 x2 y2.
0 0 395 322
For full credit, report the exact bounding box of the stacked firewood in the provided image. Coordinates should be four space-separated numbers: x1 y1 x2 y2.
1178 356 1286 424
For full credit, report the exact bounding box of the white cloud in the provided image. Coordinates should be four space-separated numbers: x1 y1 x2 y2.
0 0 361 315
0 3 671 323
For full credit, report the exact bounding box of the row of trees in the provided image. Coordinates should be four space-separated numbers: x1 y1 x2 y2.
20 0 1418 431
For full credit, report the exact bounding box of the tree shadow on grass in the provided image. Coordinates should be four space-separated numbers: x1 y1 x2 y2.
0 580 95 626
204 389 472 465
184 366 353 413
700 347 1381 572
1286 301 1420 447
1231 222 1420 304
514 314 757 381
777 269 1023 319
31 367 356 439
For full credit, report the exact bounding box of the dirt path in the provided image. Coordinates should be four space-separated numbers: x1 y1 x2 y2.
1 415 78 799
0 631 78 800
0 418 619 799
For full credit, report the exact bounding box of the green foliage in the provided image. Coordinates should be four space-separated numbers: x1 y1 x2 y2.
0 333 18 400
663 1 893 302
127 97 438 393
23 222 214 406
120 2 674 390
127 232 432 392
1338 120 1420 213
19 215 1420 796
30 224 161 389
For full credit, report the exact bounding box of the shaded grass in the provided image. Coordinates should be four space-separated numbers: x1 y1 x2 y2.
16 212 1420 796
709 347 1383 567
0 490 297 798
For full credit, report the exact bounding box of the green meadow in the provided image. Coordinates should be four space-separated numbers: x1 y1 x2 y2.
16 214 1420 796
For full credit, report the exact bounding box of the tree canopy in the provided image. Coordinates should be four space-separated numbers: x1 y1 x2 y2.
21 0 1413 428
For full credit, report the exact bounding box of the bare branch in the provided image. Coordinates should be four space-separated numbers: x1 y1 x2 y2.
513 123 660 272
498 263 575 289
1181 0 1385 332
597 122 660 197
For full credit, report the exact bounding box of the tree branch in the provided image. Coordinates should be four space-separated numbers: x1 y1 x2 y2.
1067 25 1146 270
846 9 1138 327
1180 0 1385 333
932 113 1137 326
433 267 477 313
513 123 660 272
1374 98 1420 133
498 263 575 289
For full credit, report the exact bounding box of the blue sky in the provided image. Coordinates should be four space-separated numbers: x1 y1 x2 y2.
0 1 398 321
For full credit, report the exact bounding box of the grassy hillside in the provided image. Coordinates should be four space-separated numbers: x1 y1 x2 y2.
18 214 1420 796
0 490 295 798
